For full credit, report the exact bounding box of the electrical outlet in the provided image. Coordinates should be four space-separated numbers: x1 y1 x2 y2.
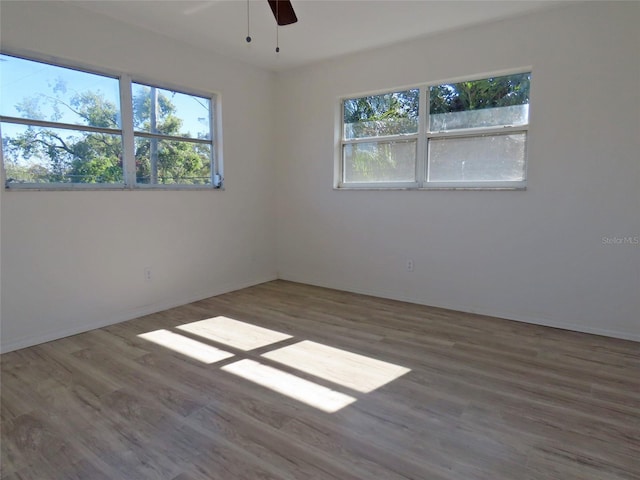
406 259 414 272
144 267 152 282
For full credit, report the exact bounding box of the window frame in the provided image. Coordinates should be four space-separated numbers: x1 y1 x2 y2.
0 51 223 191
337 71 530 190
339 86 423 189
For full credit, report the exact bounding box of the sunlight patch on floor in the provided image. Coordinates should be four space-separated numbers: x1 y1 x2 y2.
176 316 292 351
138 317 410 413
262 340 411 393
221 359 357 413
138 329 234 364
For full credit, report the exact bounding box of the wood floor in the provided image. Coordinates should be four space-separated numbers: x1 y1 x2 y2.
1 280 639 480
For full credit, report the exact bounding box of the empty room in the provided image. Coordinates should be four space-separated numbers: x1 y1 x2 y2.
0 1 638 479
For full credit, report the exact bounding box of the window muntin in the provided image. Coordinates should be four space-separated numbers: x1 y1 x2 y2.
134 138 211 185
339 72 530 189
1 53 220 189
1 54 123 185
131 82 213 185
341 89 419 185
1 123 123 184
0 55 121 129
343 90 419 140
428 73 530 132
131 83 211 140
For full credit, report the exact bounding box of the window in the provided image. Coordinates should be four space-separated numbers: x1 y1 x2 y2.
131 83 213 185
0 55 123 185
342 89 419 184
339 72 530 189
0 53 220 189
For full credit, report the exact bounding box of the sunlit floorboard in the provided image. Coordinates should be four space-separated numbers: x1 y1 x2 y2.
1 280 639 479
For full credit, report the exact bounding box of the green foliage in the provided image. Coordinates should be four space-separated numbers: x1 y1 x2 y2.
3 81 210 185
70 91 120 128
344 89 418 138
430 73 530 114
132 87 178 133
69 155 123 183
345 141 415 183
15 97 46 121
342 74 530 182
135 138 210 184
343 89 419 180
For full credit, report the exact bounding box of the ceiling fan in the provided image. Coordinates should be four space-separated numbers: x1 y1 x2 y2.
267 0 298 26
245 0 297 52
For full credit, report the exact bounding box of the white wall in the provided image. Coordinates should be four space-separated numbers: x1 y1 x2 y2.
1 2 638 352
0 2 278 352
275 2 640 341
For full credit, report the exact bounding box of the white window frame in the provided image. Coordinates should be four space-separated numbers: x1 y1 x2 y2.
0 52 223 191
337 70 530 190
338 86 422 190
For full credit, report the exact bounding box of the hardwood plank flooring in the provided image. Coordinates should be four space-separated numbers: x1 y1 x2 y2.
1 280 639 479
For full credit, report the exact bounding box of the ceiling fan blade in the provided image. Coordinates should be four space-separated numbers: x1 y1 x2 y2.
267 0 298 26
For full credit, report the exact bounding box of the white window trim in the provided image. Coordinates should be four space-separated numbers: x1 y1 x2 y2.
336 72 530 191
1 51 223 191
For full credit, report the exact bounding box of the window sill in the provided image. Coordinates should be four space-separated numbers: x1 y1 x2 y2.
334 186 526 191
4 184 223 192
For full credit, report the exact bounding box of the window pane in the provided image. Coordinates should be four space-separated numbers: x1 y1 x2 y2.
2 122 123 184
428 133 526 182
0 54 121 129
343 90 418 140
132 83 211 140
430 104 528 132
343 140 416 183
429 73 530 132
135 137 211 185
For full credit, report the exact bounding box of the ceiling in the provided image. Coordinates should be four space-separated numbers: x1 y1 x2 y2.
75 0 566 71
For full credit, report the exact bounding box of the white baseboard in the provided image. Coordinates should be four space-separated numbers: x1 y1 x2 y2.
0 275 277 353
3 272 636 353
278 273 640 343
